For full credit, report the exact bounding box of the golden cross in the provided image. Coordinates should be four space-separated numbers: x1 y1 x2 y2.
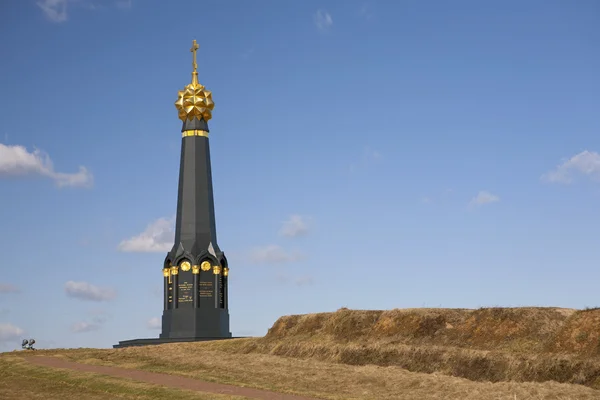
190 40 199 73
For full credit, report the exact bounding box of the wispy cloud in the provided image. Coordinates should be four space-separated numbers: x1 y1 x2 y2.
0 143 93 187
37 0 68 23
314 9 333 31
279 215 311 238
71 309 110 332
0 323 24 342
71 321 101 333
542 150 600 184
249 245 305 265
37 0 131 22
118 217 174 252
0 284 20 294
469 191 500 207
64 281 117 302
147 317 161 330
358 3 375 21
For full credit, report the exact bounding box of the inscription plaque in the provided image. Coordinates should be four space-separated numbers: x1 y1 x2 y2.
178 280 193 303
199 281 213 297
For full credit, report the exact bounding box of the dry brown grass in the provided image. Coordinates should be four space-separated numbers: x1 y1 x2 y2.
27 342 600 400
248 307 600 388
266 307 579 352
6 307 600 399
0 353 249 399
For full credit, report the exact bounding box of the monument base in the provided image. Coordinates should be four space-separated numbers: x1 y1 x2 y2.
159 307 231 339
113 336 245 349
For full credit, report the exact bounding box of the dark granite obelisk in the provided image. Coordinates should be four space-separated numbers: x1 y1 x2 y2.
114 40 232 348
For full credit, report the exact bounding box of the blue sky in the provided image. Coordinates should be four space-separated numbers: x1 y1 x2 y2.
0 0 599 351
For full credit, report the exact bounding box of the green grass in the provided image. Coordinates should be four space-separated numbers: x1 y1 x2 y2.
0 354 250 400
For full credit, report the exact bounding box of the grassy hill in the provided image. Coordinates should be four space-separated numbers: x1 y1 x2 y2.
249 307 600 386
3 307 600 400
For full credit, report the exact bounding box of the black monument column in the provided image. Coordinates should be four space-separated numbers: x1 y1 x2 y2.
159 40 231 340
113 40 233 348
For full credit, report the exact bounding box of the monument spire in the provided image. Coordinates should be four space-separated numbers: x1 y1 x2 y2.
163 40 230 340
114 39 232 348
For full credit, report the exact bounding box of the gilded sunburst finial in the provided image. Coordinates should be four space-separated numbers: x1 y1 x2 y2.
175 40 214 122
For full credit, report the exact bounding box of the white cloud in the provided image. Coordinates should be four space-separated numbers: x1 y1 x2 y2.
0 143 93 187
71 321 100 333
542 150 600 184
64 281 116 302
249 245 305 265
314 10 333 31
37 0 130 21
118 217 174 252
37 0 68 22
147 317 161 330
0 323 24 342
279 215 310 238
0 283 19 294
469 191 500 207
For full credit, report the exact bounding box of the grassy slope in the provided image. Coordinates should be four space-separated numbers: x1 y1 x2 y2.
0 355 249 400
16 345 600 400
254 307 600 387
3 307 600 400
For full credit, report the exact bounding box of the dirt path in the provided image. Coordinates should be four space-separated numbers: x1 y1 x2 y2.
26 356 321 400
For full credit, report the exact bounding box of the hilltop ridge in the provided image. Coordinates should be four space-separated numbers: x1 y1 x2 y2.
207 306 600 388
266 307 596 355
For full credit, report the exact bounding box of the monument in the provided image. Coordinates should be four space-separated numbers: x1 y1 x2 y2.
114 40 232 348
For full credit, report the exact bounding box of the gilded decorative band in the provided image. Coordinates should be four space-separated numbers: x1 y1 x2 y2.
182 130 208 138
